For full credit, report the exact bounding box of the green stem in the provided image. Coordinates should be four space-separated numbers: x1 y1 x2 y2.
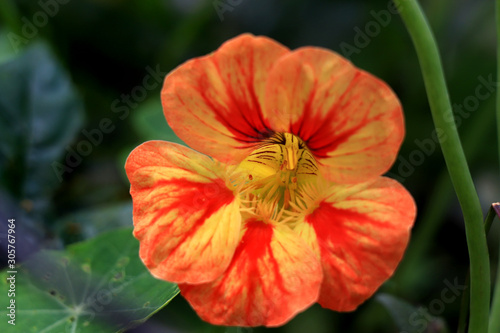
492 1 500 332
491 207 500 333
396 97 496 294
459 205 498 333
492 267 500 333
396 1 490 332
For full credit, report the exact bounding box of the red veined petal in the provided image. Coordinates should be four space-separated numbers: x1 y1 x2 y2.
162 33 289 164
263 47 404 183
300 177 415 311
180 219 322 327
125 141 241 284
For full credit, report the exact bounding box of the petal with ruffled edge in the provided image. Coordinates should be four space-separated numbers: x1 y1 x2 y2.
298 177 415 311
125 141 241 284
263 48 404 183
180 219 322 327
162 34 289 164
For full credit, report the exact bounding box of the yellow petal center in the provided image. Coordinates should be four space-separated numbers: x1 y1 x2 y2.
234 133 319 223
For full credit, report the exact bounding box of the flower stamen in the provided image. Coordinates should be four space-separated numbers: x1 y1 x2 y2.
235 132 320 219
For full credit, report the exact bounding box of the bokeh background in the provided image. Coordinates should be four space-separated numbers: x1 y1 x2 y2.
0 0 499 332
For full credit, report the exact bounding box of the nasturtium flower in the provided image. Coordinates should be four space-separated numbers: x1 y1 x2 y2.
125 34 416 327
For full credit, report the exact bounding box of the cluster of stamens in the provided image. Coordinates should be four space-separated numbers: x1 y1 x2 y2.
232 133 320 226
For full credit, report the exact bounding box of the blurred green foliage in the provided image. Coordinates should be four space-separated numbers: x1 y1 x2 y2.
0 227 179 332
0 0 499 332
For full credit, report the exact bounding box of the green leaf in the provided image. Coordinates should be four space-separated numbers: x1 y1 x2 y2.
376 293 449 333
0 42 84 212
0 227 179 332
131 97 185 145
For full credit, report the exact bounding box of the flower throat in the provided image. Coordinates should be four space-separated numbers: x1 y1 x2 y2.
235 133 319 214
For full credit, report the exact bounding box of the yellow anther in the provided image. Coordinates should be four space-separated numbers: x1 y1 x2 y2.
284 133 299 171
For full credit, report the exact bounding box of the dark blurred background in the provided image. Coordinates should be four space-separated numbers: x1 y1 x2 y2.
0 0 499 332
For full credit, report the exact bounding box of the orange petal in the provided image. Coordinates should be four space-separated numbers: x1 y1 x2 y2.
180 219 322 327
125 141 241 284
263 47 404 183
162 33 289 164
300 177 415 311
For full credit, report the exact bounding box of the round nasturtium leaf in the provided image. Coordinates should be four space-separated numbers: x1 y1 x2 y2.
0 227 179 333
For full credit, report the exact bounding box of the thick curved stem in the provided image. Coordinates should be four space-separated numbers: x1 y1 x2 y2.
395 1 490 332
